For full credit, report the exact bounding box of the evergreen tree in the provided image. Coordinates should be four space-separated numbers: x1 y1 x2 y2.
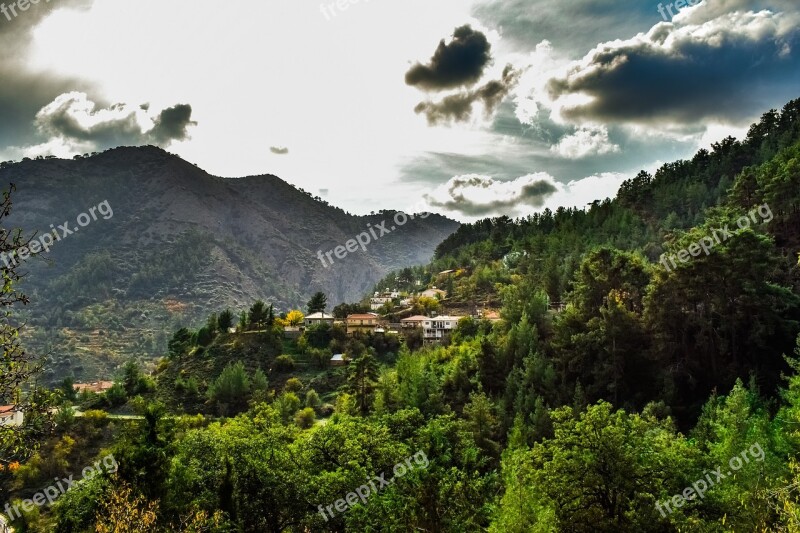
347 353 380 415
248 301 269 330
167 328 193 359
218 309 234 331
306 292 328 314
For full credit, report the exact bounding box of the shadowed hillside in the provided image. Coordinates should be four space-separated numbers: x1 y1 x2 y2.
0 146 459 382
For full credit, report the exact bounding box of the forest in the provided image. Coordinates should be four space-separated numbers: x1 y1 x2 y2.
1 97 800 531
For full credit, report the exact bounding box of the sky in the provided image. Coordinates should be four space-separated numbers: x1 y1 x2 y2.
0 0 798 221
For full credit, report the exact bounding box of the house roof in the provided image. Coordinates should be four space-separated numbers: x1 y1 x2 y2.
74 381 114 393
0 405 17 414
421 288 446 296
347 314 378 320
425 315 462 321
305 312 334 320
401 315 428 322
331 354 346 361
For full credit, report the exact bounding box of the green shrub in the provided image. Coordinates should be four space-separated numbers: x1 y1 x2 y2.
273 355 295 372
295 407 316 429
284 377 303 393
82 410 109 427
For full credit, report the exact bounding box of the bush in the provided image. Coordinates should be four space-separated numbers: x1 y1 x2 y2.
305 389 321 411
82 410 109 428
305 323 332 349
207 361 251 415
284 377 303 393
196 326 215 347
276 392 301 424
55 404 76 430
104 384 127 407
295 407 316 429
273 355 296 373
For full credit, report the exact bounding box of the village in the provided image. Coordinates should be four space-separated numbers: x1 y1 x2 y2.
293 284 504 366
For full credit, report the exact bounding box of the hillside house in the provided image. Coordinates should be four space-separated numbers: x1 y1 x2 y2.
481 310 503 322
422 316 461 343
370 291 399 311
346 313 379 335
0 405 23 426
304 312 335 328
74 381 114 394
400 315 427 329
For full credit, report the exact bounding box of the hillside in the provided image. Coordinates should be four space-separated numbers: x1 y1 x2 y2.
0 146 459 382
374 97 800 420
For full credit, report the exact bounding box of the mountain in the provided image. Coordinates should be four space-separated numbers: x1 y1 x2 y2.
0 146 459 381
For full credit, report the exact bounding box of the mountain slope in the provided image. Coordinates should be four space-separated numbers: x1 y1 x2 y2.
0 146 459 381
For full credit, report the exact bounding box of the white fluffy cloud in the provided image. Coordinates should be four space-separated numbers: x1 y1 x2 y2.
423 173 558 217
550 126 620 158
422 170 628 220
12 92 196 157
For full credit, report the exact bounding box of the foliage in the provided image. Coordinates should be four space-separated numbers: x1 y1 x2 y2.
206 362 251 416
273 355 296 373
306 292 328 314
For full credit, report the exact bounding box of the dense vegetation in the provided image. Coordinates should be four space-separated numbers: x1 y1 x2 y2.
2 98 800 531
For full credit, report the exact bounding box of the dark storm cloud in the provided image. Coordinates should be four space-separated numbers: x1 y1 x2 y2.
149 104 197 144
0 0 96 148
0 0 196 157
424 175 558 217
270 146 289 155
405 25 492 91
414 65 519 125
546 9 800 125
30 92 196 152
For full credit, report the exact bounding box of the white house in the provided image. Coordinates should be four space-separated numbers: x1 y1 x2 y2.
0 405 23 426
401 315 427 329
304 312 335 328
370 291 399 311
422 316 461 342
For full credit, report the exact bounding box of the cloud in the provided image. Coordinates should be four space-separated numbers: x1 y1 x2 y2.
544 172 628 211
472 0 657 55
414 65 519 125
541 7 800 126
11 92 197 157
405 25 492 91
149 104 196 144
423 173 558 217
0 0 198 159
0 0 96 149
270 146 289 155
550 125 620 158
420 170 630 220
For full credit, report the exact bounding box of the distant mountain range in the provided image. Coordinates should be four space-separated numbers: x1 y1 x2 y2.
0 146 459 382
